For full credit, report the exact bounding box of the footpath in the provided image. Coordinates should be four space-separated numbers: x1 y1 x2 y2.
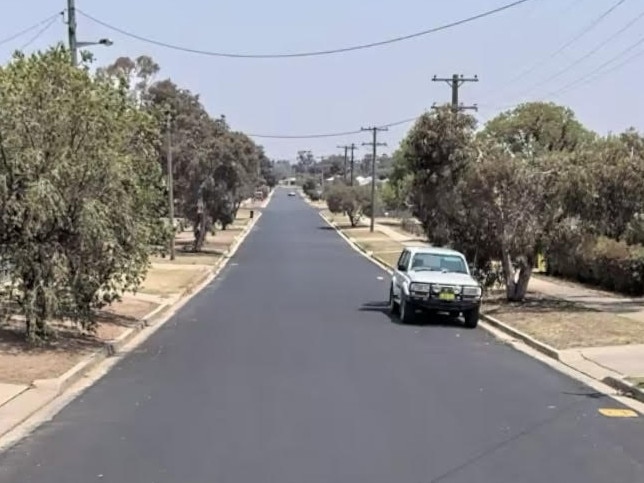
314 201 644 404
0 191 273 440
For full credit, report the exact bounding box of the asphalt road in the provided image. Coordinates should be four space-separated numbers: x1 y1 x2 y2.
1 188 644 483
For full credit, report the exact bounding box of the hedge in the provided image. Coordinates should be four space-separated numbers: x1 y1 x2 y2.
547 235 644 295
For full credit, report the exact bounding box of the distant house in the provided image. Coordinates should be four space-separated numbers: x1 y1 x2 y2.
354 176 388 186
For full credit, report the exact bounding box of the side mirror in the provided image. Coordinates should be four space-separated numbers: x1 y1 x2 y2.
397 263 407 272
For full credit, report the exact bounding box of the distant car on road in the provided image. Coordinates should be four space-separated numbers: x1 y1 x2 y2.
389 246 482 327
288 192 296 197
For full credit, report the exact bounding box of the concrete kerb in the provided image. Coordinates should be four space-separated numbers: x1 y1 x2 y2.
603 376 644 403
479 313 561 360
0 203 266 441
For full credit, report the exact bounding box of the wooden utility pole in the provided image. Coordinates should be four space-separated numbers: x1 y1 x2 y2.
166 113 175 260
337 145 349 182
361 127 387 233
432 74 478 112
348 143 357 186
67 0 78 65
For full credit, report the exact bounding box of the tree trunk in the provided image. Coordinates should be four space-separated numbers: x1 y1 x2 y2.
502 249 533 302
192 213 207 252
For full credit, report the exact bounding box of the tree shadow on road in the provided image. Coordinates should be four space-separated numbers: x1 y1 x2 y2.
359 301 464 329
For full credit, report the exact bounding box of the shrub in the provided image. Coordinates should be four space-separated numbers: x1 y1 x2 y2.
547 234 644 295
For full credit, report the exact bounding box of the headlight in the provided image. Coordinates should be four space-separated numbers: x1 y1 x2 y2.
410 282 430 293
462 285 482 297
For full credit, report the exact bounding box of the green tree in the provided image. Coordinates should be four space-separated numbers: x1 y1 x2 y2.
325 184 370 227
260 156 278 188
401 106 478 245
560 133 644 241
0 46 168 339
480 102 594 154
381 150 413 212
460 142 558 300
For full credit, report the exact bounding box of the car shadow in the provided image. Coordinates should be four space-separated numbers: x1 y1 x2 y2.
359 301 465 328
318 226 335 231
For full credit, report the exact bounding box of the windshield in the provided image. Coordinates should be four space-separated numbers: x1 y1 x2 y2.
410 253 467 274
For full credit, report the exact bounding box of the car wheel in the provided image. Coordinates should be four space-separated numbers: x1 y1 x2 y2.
399 296 415 325
389 286 399 315
463 307 479 329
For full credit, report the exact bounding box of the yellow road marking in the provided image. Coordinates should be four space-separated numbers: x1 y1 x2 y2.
598 408 639 418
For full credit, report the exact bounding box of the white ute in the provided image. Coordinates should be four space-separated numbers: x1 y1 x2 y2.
389 246 482 327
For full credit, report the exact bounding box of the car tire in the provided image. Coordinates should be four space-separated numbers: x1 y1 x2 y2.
399 296 415 325
463 307 479 329
389 286 399 315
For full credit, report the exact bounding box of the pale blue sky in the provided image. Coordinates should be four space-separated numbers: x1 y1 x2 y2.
2 0 643 160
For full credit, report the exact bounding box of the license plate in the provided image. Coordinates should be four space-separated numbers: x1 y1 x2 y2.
439 292 455 301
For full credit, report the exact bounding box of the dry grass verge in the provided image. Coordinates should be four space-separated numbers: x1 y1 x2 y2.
483 293 644 350
139 267 208 298
0 298 159 385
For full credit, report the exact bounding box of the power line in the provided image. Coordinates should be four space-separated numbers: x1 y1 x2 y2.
480 0 626 93
77 0 534 59
544 32 644 98
512 7 644 99
18 13 63 51
247 116 418 139
0 12 64 48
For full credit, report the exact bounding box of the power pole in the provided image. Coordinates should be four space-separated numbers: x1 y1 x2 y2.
348 143 357 186
337 145 349 182
166 113 175 261
361 127 387 233
431 74 478 112
67 0 78 66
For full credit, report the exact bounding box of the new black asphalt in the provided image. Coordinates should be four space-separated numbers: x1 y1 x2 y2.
1 188 644 482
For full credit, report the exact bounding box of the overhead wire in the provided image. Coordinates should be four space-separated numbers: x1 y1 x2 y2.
77 0 534 59
543 32 644 98
247 116 419 139
478 0 628 100
68 1 637 140
509 6 644 100
18 13 63 52
0 12 64 48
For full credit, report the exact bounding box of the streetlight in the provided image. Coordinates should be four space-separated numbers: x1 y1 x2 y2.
72 38 113 65
77 38 113 48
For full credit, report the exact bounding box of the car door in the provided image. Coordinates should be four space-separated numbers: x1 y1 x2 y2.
392 250 410 301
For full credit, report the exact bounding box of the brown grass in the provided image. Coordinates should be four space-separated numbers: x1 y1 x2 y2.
373 251 402 268
0 303 157 385
483 293 644 349
348 230 389 241
358 240 405 253
629 377 644 388
139 267 207 297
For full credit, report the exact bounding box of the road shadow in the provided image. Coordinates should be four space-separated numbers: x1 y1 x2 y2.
359 301 465 328
176 240 226 257
562 391 608 400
